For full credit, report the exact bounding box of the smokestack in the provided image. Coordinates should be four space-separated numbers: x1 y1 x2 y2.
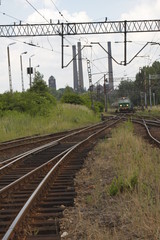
77 42 84 91
107 41 114 91
72 45 78 91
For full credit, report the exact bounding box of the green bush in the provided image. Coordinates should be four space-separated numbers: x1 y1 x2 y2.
61 92 84 105
93 101 104 113
0 91 56 117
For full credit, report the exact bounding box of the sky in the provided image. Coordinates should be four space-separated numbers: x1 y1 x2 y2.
0 0 160 93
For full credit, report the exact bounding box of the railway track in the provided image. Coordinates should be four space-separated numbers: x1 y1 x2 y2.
0 127 87 162
0 117 121 240
0 120 113 188
127 115 160 145
104 113 160 145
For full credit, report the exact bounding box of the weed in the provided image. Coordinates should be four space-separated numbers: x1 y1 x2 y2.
129 173 138 189
109 173 138 196
109 176 125 196
109 177 119 196
86 195 93 204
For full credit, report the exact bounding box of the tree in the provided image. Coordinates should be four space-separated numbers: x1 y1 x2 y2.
117 80 138 105
30 71 49 94
135 61 160 105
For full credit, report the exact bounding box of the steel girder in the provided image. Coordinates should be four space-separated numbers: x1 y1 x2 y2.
0 20 160 37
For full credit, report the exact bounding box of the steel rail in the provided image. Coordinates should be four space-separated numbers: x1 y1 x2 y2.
131 118 160 127
143 119 160 144
129 117 160 145
0 119 113 172
2 117 122 240
0 147 72 196
0 126 86 151
0 119 116 192
0 141 59 172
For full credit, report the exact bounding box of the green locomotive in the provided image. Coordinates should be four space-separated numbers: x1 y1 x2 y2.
117 97 134 113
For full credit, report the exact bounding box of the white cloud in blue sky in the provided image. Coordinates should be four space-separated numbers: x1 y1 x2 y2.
0 0 160 92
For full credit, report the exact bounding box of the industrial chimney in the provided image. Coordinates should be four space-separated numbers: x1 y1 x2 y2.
77 42 84 92
107 41 114 91
72 45 78 91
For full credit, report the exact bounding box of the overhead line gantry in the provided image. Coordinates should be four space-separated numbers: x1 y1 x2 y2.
0 19 160 67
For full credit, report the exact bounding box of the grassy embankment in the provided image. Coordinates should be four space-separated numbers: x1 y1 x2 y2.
62 120 160 239
0 103 100 142
135 105 160 118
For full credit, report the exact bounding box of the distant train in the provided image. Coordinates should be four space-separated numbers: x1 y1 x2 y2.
116 97 134 113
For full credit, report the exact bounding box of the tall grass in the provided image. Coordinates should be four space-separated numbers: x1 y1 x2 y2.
0 103 100 142
107 121 160 238
136 105 160 118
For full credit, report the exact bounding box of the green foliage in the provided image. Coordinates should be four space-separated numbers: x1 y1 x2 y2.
22 92 56 116
0 91 56 117
0 103 100 142
61 92 84 105
115 60 160 106
0 71 57 117
129 174 138 189
93 101 104 113
81 92 92 108
63 86 74 94
81 92 104 112
30 71 49 94
109 176 124 196
109 173 138 196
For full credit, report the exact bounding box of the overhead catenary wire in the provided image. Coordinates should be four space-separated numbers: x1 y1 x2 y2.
0 11 25 23
25 0 69 51
3 36 69 55
50 0 68 23
25 0 50 24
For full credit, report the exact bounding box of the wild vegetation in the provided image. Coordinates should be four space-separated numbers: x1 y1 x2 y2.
60 121 160 239
115 61 160 107
1 60 160 142
0 72 100 142
0 104 99 142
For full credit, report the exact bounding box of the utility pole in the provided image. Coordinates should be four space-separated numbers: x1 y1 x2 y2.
104 74 108 112
28 54 34 88
148 74 160 106
97 83 100 101
153 92 155 106
86 59 94 110
144 70 147 109
149 74 152 108
20 51 27 92
7 42 16 93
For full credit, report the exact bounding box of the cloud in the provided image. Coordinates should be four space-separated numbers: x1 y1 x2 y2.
26 8 91 23
0 5 92 93
121 0 160 20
